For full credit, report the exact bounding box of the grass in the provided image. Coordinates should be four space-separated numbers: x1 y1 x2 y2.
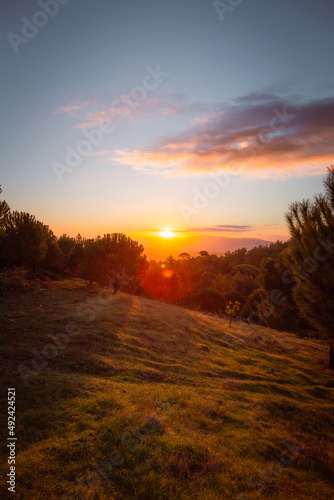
0 280 333 499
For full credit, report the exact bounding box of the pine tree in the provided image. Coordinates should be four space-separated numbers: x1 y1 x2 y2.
0 186 10 231
4 212 50 269
285 166 334 368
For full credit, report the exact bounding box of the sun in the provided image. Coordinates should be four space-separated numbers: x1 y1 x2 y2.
159 229 176 238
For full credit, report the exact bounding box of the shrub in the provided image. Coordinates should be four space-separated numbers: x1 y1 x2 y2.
192 287 226 313
225 300 241 326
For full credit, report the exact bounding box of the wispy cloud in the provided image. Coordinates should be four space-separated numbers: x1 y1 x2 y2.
187 224 277 233
54 94 213 130
113 95 334 177
142 224 277 234
54 100 95 117
72 97 168 129
142 229 186 234
189 225 253 233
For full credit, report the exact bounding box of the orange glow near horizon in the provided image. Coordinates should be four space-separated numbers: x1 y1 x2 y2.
48 223 290 262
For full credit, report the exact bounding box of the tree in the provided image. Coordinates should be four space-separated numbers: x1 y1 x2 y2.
285 166 334 368
82 233 147 287
256 256 307 333
191 287 226 313
212 271 257 298
199 250 209 257
57 234 85 275
245 241 288 267
220 248 247 273
225 301 241 326
42 227 61 272
0 186 10 231
3 212 51 269
231 264 259 278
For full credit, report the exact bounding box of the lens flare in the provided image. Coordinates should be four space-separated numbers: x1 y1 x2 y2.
161 268 174 278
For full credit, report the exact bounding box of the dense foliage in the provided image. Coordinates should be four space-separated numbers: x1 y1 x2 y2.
284 166 334 341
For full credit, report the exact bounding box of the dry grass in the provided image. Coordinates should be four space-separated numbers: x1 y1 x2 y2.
0 280 333 499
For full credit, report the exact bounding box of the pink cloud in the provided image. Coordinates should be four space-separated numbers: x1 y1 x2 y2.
162 107 178 116
54 94 214 131
54 100 95 117
113 96 334 177
71 96 170 129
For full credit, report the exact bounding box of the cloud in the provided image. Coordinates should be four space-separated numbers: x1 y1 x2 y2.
54 96 167 128
188 225 259 233
189 225 252 233
72 97 169 129
54 100 95 117
54 93 214 130
113 95 334 177
141 225 269 234
143 229 186 234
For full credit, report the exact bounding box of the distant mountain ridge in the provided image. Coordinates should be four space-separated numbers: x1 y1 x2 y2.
182 235 273 254
142 235 273 260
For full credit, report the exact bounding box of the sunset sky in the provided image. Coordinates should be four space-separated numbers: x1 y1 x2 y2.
1 0 334 259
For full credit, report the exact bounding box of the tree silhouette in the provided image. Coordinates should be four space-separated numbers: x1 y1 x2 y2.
82 233 147 287
3 212 55 269
0 186 10 231
285 166 334 368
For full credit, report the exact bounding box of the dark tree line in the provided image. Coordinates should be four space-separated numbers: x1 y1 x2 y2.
0 193 147 291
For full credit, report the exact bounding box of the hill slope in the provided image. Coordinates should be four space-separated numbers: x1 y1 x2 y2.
1 283 334 499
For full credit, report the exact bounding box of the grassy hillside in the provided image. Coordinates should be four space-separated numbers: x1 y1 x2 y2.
1 280 334 499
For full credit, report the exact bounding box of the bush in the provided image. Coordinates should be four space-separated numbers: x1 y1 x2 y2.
192 287 226 313
225 300 241 325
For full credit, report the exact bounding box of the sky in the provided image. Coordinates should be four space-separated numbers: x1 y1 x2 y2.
1 0 334 259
